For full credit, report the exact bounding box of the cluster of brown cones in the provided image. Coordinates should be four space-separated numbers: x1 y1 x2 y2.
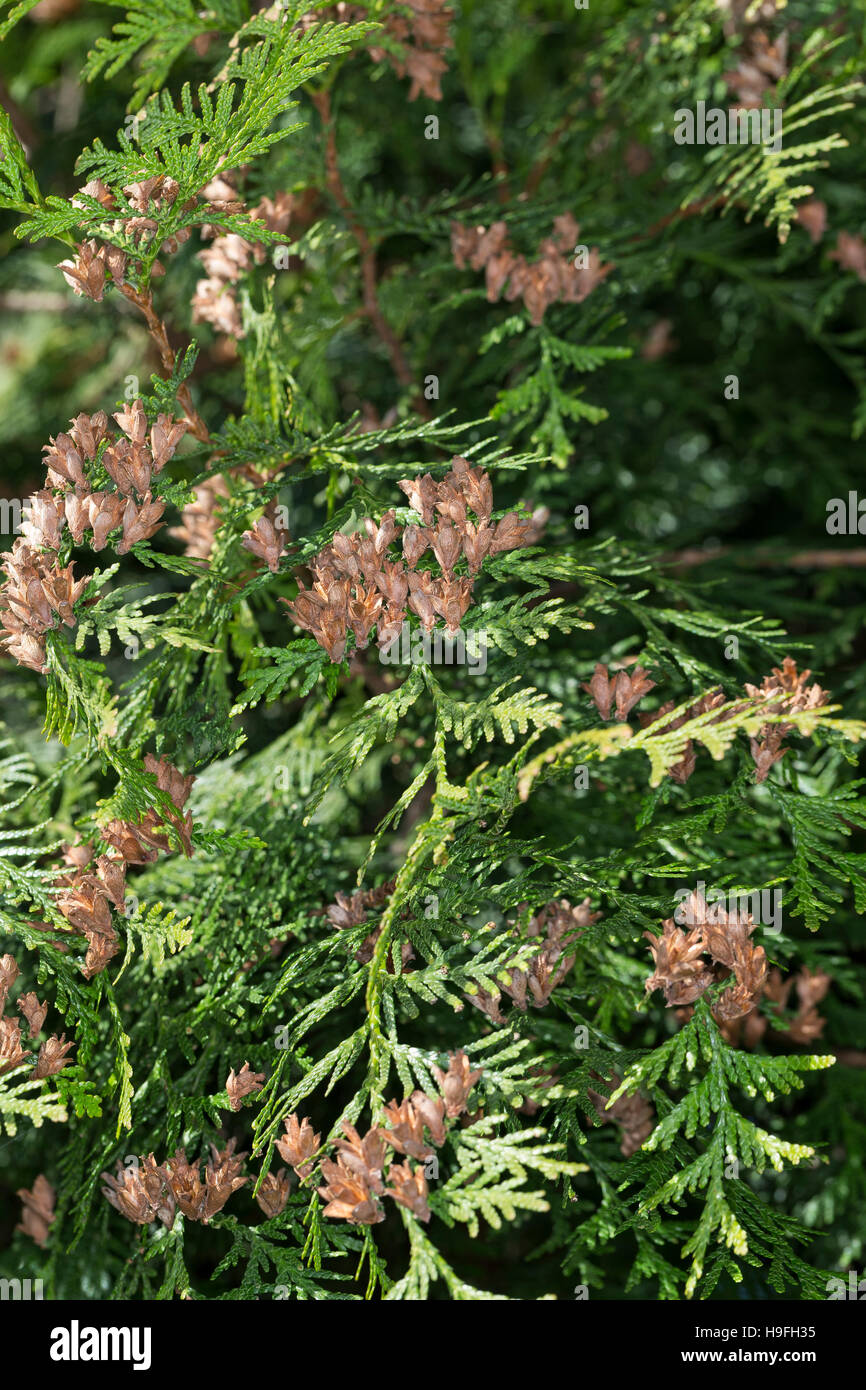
583 656 829 785
0 953 74 1080
56 172 264 303
0 402 186 675
226 1060 265 1112
644 889 769 1028
240 499 290 574
58 176 195 302
744 658 829 782
102 1058 289 1227
0 541 87 675
588 1071 655 1158
102 1140 251 1227
793 197 866 281
16 1175 56 1247
718 965 831 1049
169 475 229 560
192 173 315 338
724 24 788 109
582 660 656 722
325 879 406 966
277 1050 481 1226
298 0 454 102
285 457 546 662
451 213 612 325
721 6 866 275
51 754 195 980
640 690 729 785
468 898 599 1024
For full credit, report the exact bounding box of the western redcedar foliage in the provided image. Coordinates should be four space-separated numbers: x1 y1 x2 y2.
0 0 865 1304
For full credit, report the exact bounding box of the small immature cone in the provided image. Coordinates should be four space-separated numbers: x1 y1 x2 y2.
485 250 516 299
643 920 714 1007
612 664 655 720
117 493 166 553
256 1168 291 1217
16 1175 56 1247
829 232 866 283
434 478 466 526
56 873 113 935
570 247 614 303
406 570 437 631
401 524 430 569
58 240 106 301
17 992 49 1038
384 1161 431 1222
21 490 65 551
63 842 93 870
65 490 92 544
100 243 129 284
330 532 362 580
794 200 827 244
334 1122 388 1194
241 503 287 573
40 558 88 627
0 1015 31 1076
347 583 383 649
713 982 760 1024
144 752 195 811
374 560 409 609
150 414 188 471
226 1061 265 1112
82 929 120 980
381 1099 433 1161
138 1152 177 1227
461 519 493 574
582 663 615 720
452 457 493 522
552 211 581 252
468 220 508 270
69 410 111 459
43 432 87 488
100 818 158 865
203 1139 248 1221
0 624 47 675
376 603 406 650
102 1157 174 1227
33 1033 75 1079
159 1148 206 1221
364 509 400 557
465 985 507 1025
102 438 152 497
431 1049 482 1118
87 491 126 550
0 952 19 1012
398 474 438 527
168 478 228 559
431 576 472 636
490 511 532 554
317 1156 384 1225
275 1113 321 1180
114 399 148 448
409 1090 447 1146
430 520 461 577
192 277 244 337
95 854 127 909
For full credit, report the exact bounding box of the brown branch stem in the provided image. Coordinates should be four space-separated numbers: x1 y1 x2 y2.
311 89 430 420
115 279 212 445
